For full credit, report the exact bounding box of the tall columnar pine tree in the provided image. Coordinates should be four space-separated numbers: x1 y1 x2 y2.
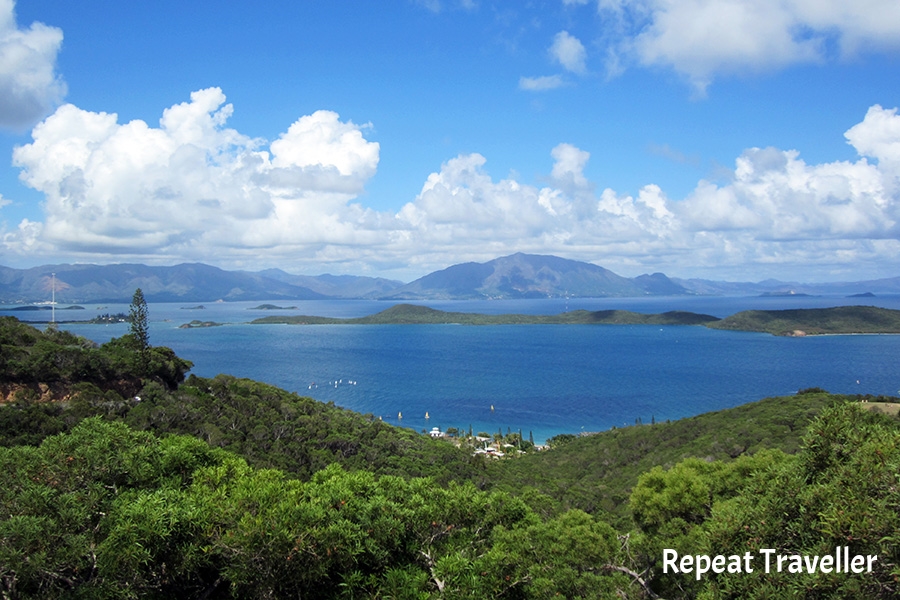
129 288 150 353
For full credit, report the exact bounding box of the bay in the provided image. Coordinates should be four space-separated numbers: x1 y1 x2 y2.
10 295 900 444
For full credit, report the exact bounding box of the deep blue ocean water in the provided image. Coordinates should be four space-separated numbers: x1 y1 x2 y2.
8 295 900 444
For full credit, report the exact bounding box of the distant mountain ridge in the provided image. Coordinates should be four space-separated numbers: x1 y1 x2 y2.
0 263 402 304
672 275 900 297
1 253 897 303
381 253 689 299
254 269 403 299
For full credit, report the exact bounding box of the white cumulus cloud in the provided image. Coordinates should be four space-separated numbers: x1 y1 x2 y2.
550 143 591 190
550 31 588 74
593 0 900 93
678 105 900 243
844 105 900 181
10 88 382 259
270 110 379 181
0 0 65 130
667 105 900 275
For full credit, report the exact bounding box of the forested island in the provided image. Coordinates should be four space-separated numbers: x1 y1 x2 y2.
2 313 899 598
250 303 900 335
249 303 720 326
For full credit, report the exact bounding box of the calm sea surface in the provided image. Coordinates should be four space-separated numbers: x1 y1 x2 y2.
9 295 900 444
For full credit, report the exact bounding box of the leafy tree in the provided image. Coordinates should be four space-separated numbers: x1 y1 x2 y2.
546 432 577 448
629 451 788 599
631 451 788 534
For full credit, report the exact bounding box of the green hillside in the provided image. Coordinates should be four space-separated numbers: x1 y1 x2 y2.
707 305 900 335
125 374 483 484
485 389 847 526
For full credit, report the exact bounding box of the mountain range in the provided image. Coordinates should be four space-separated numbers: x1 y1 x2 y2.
1 253 898 304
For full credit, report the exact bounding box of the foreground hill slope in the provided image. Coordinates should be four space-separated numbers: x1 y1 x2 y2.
4 394 899 598
127 374 483 484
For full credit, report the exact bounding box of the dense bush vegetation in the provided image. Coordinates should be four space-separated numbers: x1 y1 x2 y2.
699 404 900 598
0 418 637 599
0 316 191 392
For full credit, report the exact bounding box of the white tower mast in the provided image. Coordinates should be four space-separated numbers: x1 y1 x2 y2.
51 272 56 324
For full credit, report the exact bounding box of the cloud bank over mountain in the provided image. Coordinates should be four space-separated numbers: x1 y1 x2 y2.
3 88 899 281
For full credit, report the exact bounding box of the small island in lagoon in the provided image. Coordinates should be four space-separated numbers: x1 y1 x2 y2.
248 304 298 310
178 319 225 329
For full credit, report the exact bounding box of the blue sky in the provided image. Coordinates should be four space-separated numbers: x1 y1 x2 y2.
0 0 899 282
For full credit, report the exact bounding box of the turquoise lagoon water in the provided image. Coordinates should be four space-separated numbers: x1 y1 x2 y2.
11 296 900 444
